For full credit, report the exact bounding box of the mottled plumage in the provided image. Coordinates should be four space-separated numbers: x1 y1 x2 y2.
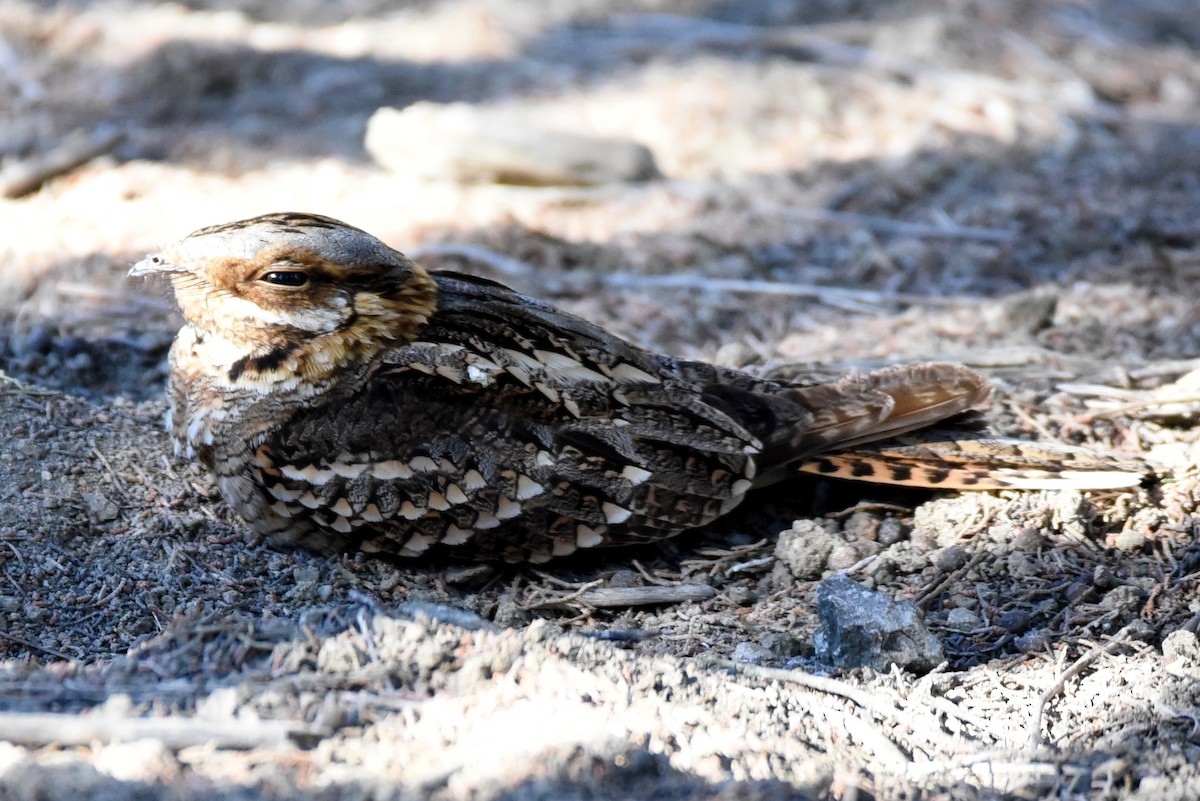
131 213 1148 562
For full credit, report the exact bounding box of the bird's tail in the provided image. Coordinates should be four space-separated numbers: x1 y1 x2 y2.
772 362 991 455
759 363 1150 490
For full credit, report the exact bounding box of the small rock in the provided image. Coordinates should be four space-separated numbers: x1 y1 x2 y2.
491 595 529 628
1092 565 1118 590
1015 629 1051 653
1012 527 1047 552
366 102 661 186
1065 579 1096 604
877 517 905 546
843 511 880 541
774 519 838 581
607 569 640 588
94 739 175 783
725 585 754 606
826 543 861 571
1163 630 1200 680
813 574 945 673
1097 584 1144 614
997 609 1032 633
760 632 806 657
946 607 981 628
1112 526 1147 552
932 544 969 572
84 490 120 522
732 641 774 665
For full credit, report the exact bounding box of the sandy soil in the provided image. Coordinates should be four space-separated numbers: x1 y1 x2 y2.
3 1 1200 798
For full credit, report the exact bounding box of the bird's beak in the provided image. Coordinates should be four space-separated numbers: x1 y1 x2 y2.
128 254 178 277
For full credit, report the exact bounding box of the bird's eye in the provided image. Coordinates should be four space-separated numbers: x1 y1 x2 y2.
260 271 309 287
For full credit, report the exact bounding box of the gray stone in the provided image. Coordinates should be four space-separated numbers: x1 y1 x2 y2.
813 574 944 673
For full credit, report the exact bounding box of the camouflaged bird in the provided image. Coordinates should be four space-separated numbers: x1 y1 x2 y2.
131 213 1149 563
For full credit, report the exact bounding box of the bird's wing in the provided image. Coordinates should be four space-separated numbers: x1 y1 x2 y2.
253 272 761 562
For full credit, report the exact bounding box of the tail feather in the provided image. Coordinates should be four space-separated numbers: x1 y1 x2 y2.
776 362 991 456
763 363 1150 491
798 437 1150 490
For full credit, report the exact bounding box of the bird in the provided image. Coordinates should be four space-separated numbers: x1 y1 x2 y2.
130 212 1150 563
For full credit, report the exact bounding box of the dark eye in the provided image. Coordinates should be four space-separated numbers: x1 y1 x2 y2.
260 271 308 287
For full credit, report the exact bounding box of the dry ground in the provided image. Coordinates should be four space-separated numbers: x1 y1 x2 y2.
3 1 1200 798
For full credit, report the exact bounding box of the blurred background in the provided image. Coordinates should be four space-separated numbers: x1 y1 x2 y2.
3 0 1199 401
4 5 1200 798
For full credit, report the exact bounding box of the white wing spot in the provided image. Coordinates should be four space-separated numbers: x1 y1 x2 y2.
297 491 322 509
445 484 469 505
474 511 500 529
602 502 632 524
462 470 487 491
505 364 531 386
532 349 580 370
331 516 353 534
269 501 297 518
551 538 577 557
428 492 451 511
281 464 335 485
330 498 353 517
562 397 582 418
371 460 413 480
621 465 653 485
534 382 561 403
401 532 435 555
535 450 555 467
399 501 424 520
404 361 435 375
361 503 383 522
331 460 368 479
443 525 473 545
575 525 605 549
409 456 438 473
496 497 522 519
516 475 545 500
267 484 302 503
731 479 753 495
610 363 662 384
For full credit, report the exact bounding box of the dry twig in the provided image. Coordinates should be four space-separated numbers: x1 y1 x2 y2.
0 127 123 198
0 710 327 750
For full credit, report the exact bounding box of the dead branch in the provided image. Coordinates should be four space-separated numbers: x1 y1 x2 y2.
0 127 124 198
0 710 328 750
1026 624 1137 751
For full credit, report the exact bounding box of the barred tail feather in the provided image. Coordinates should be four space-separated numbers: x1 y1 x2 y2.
797 437 1151 491
778 362 991 456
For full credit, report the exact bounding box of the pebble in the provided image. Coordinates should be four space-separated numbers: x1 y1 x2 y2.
732 641 774 665
932 544 969 572
946 607 981 628
997 609 1031 633
877 517 905 546
773 519 838 581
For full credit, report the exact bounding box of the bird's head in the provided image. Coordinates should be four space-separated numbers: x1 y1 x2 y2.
131 213 439 383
